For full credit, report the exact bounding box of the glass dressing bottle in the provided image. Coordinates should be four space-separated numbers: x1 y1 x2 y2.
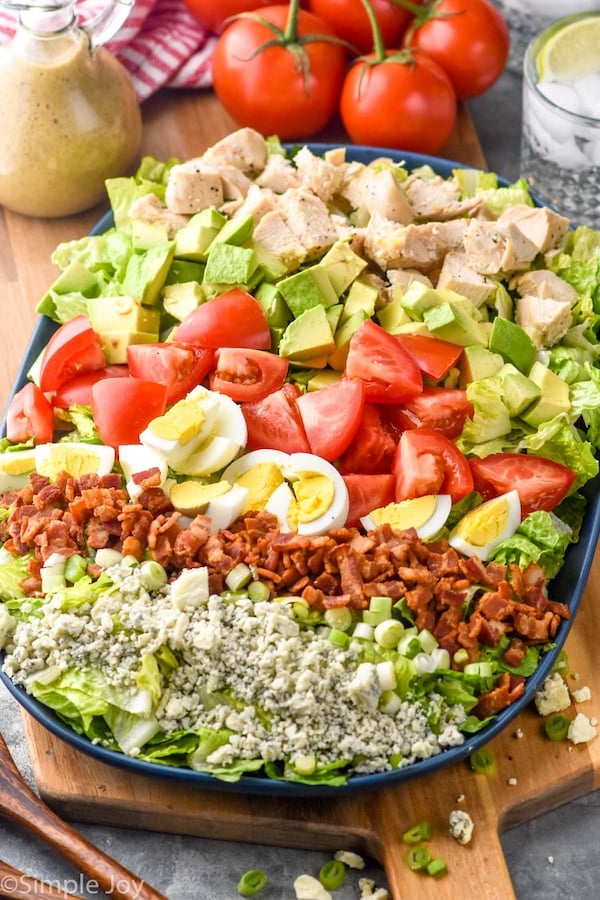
0 0 142 217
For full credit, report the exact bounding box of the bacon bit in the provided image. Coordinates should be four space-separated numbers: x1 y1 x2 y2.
475 673 526 718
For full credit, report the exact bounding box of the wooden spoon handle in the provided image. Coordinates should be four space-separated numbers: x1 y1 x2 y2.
0 734 168 900
0 859 83 900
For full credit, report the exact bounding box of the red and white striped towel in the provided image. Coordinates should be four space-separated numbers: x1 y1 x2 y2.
0 0 216 101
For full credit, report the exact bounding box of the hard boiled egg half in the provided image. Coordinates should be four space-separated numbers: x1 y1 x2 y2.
448 490 521 561
221 449 349 536
361 495 452 539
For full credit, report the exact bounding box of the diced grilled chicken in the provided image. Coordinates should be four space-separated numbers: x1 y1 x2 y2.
165 161 224 214
231 183 278 223
255 153 301 193
511 269 578 304
365 214 467 271
436 249 496 306
200 127 268 175
253 211 308 271
515 295 572 347
128 192 189 237
218 165 252 201
278 188 340 259
404 175 482 221
499 204 569 254
339 166 414 225
387 268 434 291
294 146 345 203
463 219 539 274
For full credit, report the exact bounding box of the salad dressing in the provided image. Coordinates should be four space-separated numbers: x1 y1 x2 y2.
0 0 141 218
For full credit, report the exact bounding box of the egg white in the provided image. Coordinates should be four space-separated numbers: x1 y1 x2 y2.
221 448 291 483
205 483 249 533
0 449 36 492
172 392 248 477
360 494 452 539
140 385 222 466
284 452 349 536
448 489 521 561
118 444 168 499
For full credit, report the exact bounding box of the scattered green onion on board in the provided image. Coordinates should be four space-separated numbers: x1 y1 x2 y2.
469 747 496 775
319 859 346 890
237 869 268 896
402 821 432 844
406 845 432 871
544 713 571 742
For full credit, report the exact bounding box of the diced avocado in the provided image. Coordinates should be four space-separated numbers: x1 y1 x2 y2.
255 282 292 329
278 305 335 362
423 302 489 347
307 369 342 391
162 282 206 322
326 303 344 334
208 213 254 250
289 354 330 369
203 243 259 286
131 220 170 250
401 282 479 322
46 260 98 296
277 266 338 317
342 278 378 323
377 293 413 333
174 208 227 261
488 317 536 374
102 331 160 364
121 243 175 307
520 360 571 427
247 239 288 282
459 345 505 387
319 240 367 296
496 364 541 416
87 296 161 334
328 309 369 371
164 259 204 286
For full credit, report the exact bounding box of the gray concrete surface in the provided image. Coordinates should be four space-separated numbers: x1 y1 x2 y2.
1 66 599 899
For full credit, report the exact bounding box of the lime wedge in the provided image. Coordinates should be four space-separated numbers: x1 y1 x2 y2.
537 16 600 81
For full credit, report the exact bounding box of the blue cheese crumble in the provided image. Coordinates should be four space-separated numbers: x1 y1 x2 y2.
2 561 467 776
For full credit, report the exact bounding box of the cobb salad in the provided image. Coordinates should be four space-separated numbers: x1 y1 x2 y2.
1 128 600 788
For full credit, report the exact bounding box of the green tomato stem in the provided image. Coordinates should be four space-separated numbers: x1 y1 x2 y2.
283 0 301 43
358 0 387 61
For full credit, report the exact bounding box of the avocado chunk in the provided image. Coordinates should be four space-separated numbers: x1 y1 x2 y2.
342 278 379 323
203 243 259 285
277 266 338 317
459 345 505 387
488 317 536 374
401 282 480 322
319 240 367 296
162 282 206 322
326 303 344 334
121 243 175 307
208 213 254 251
307 369 342 391
101 331 160 364
278 305 335 362
520 360 571 427
424 302 489 347
131 220 170 250
174 208 227 261
377 292 413 333
255 282 292 329
328 309 369 371
247 238 288 282
496 364 541 416
87 296 161 364
164 259 204 286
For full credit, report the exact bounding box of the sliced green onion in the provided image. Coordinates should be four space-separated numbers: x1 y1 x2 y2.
390 752 403 768
369 595 393 616
247 580 270 603
237 869 268 896
417 628 438 654
464 661 493 678
552 649 569 678
402 821 432 844
453 648 469 667
94 547 123 569
293 754 316 775
225 562 253 591
469 747 496 775
328 628 350 649
139 559 168 591
374 618 404 649
324 606 353 632
397 632 421 659
379 690 402 715
121 554 139 567
376 660 397 691
353 622 374 641
544 713 571 742
426 858 447 877
319 859 346 891
406 844 431 871
291 600 310 621
64 554 88 583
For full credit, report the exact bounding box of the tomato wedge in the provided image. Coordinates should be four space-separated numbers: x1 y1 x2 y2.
345 321 423 403
91 377 168 448
338 403 397 474
394 333 463 382
6 382 55 444
39 315 106 393
393 428 473 504
173 289 271 350
387 387 474 440
52 365 129 408
242 383 311 454
209 347 289 403
127 343 215 405
343 473 396 528
469 453 576 517
295 379 365 462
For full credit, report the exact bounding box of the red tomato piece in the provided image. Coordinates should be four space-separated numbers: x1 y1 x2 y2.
51 365 128 409
173 289 271 351
394 334 463 383
91 378 168 448
337 403 397 474
307 0 416 55
182 0 272 34
294 379 365 462
127 343 215 405
387 387 474 441
242 383 311 454
393 428 473 504
38 315 106 393
345 321 423 404
343 473 396 529
209 347 288 403
6 383 55 444
469 453 576 517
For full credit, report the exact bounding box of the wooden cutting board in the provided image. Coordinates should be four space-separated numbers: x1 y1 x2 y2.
9 90 600 900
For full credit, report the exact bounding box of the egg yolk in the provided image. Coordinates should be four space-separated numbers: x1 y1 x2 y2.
453 498 509 547
292 472 334 524
37 447 102 479
148 397 206 445
370 496 439 530
1 455 35 475
237 463 284 512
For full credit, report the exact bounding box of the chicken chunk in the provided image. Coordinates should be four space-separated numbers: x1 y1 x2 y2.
232 183 278 224
294 146 345 203
387 268 434 291
511 269 578 304
218 165 252 201
253 210 307 272
405 174 482 221
436 249 497 306
165 161 224 214
499 204 569 254
515 295 572 348
200 127 268 175
463 218 539 274
340 166 414 225
255 153 301 193
278 188 340 259
365 214 467 271
128 193 188 238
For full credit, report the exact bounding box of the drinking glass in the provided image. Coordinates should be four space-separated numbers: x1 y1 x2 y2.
520 12 600 229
